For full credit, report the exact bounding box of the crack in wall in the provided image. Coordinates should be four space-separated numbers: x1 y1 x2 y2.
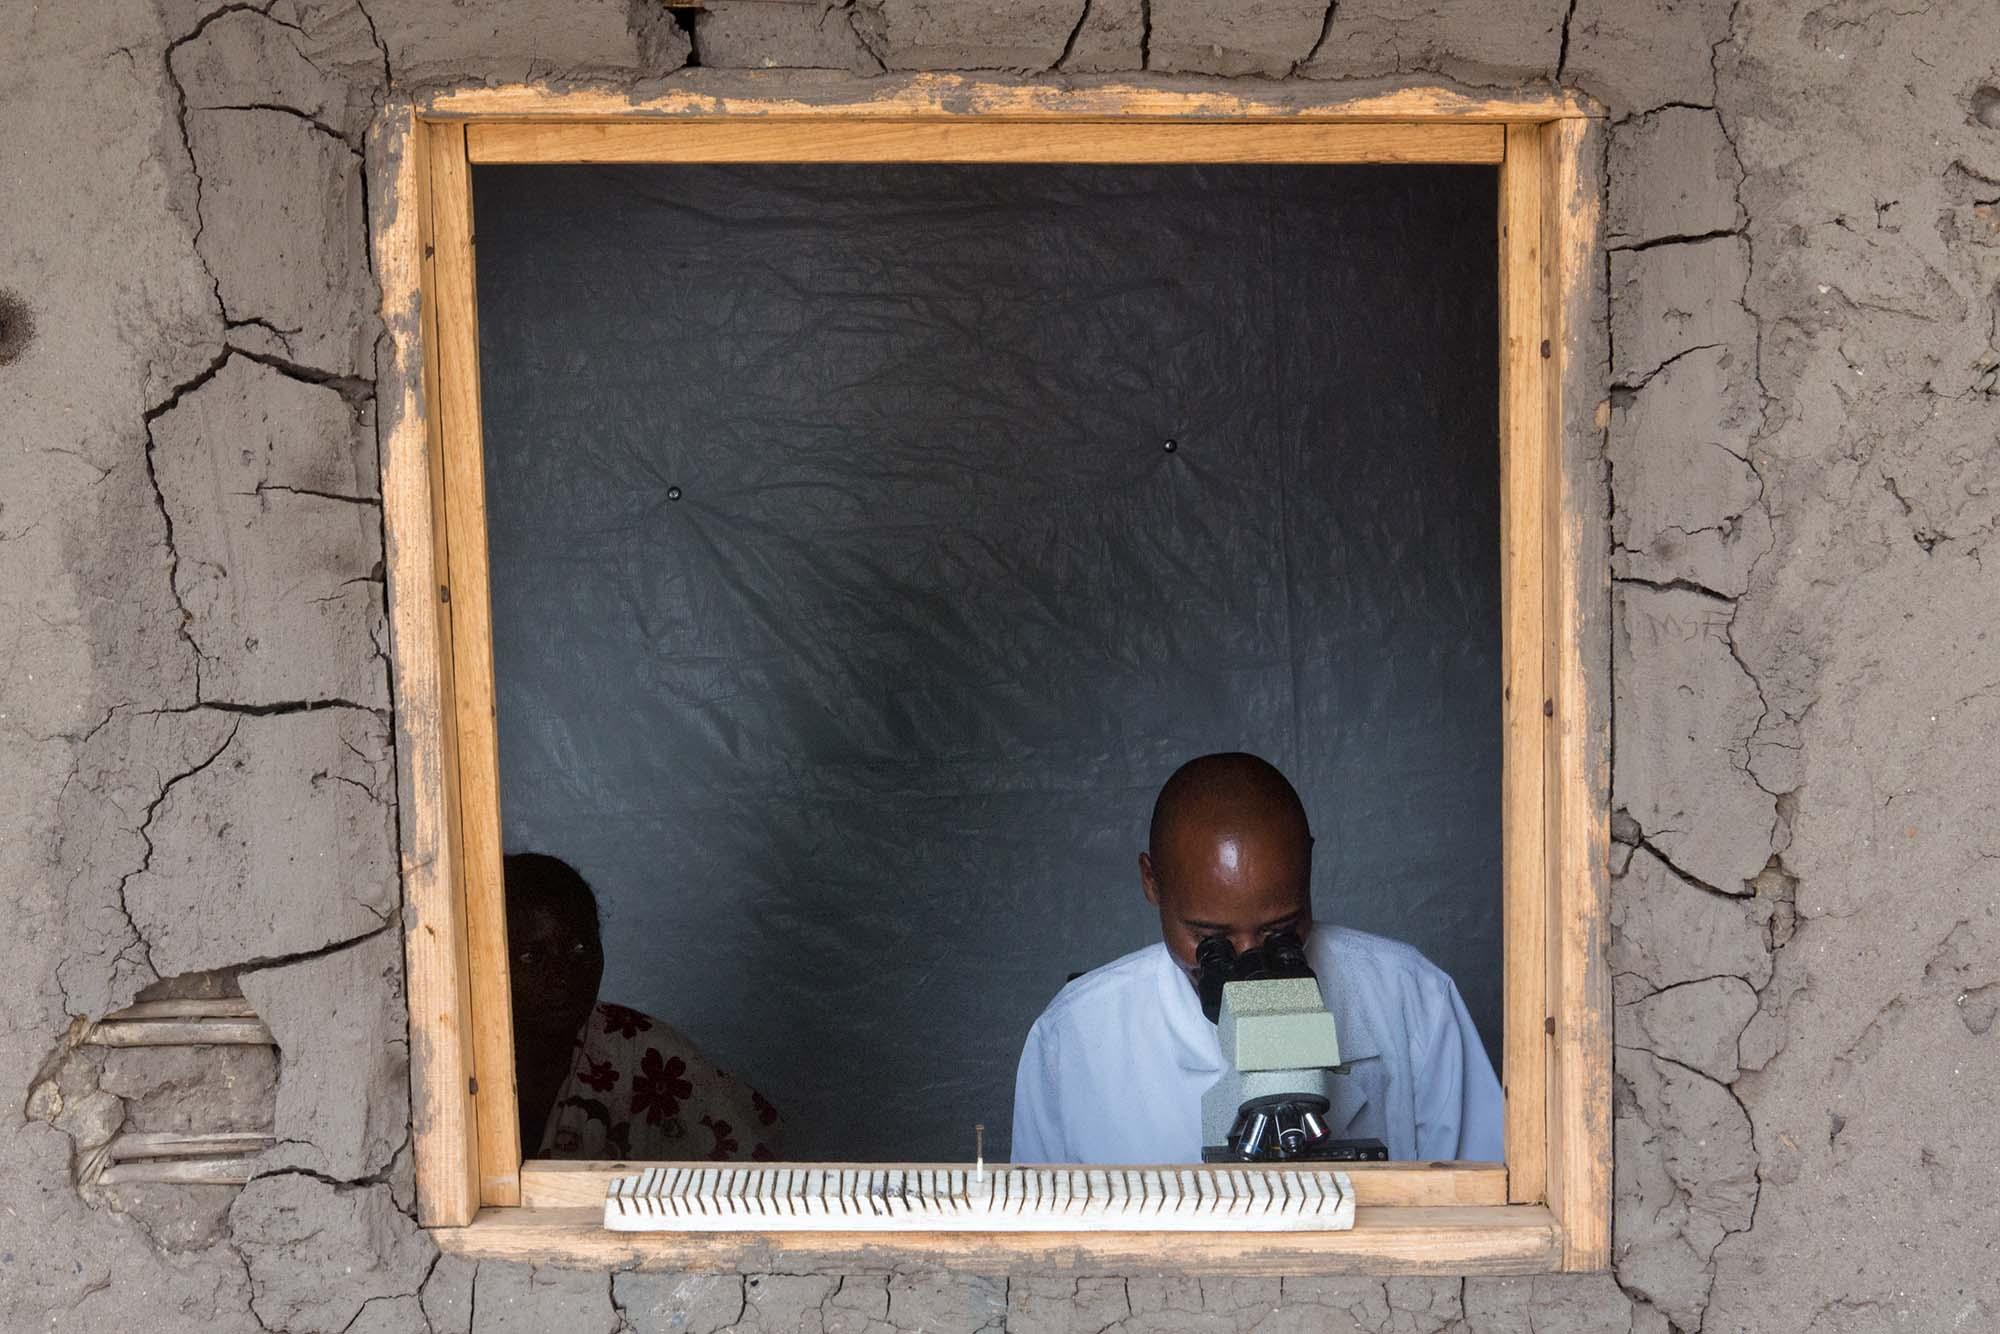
1298 1 1339 73
228 343 375 404
141 383 220 702
244 1158 401 1195
1614 513 1750 558
164 3 286 326
1613 573 1735 602
1611 340 1726 393
1619 828 1746 899
40 0 1989 1326
108 696 388 725
1052 0 1092 71
135 345 383 722
109 720 243 989
837 1 889 74
200 102 362 152
1603 22 1804 1305
247 482 381 506
34 0 409 1231
1611 227 1746 253
226 315 303 359
354 0 393 88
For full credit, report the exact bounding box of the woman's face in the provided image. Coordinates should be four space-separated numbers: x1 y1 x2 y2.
507 899 604 1044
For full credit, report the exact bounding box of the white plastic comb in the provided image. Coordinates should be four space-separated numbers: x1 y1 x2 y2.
603 1165 1354 1231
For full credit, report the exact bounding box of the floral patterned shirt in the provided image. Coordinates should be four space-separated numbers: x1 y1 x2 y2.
535 1001 781 1161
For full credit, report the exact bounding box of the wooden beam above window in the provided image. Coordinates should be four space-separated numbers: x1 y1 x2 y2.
465 118 1506 165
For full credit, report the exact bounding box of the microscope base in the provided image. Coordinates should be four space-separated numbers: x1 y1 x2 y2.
1201 1137 1389 1163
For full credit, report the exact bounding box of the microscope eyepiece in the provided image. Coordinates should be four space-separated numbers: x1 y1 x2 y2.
1196 930 1316 1023
1231 928 1315 984
1194 935 1236 1024
1262 929 1310 978
1194 934 1237 975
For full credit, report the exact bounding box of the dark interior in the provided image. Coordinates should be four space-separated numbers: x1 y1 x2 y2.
473 161 1502 1161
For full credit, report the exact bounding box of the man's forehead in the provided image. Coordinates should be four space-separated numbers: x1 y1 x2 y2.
1179 903 1308 928
1157 809 1310 862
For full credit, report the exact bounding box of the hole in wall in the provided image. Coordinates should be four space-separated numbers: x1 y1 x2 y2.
672 5 702 66
1973 85 2000 130
0 290 34 367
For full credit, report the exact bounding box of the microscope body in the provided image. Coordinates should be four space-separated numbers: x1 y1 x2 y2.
1197 937 1390 1163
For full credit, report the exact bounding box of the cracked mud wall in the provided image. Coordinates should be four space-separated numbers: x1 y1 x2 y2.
2 1 1995 1331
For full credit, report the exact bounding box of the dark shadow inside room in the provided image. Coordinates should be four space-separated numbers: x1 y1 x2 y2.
473 161 1501 1163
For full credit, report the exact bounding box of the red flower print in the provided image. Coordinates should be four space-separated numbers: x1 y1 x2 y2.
751 1143 775 1161
599 1003 653 1039
578 1058 618 1093
751 1090 778 1127
605 1121 632 1158
700 1114 739 1159
631 1048 692 1126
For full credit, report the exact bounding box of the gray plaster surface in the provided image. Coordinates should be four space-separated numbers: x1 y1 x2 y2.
2 0 1996 1330
148 354 388 708
1608 344 1769 597
696 2 885 74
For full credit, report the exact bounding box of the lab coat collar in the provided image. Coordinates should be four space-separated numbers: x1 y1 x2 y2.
1311 927 1382 1137
1153 944 1224 1078
1312 927 1383 1066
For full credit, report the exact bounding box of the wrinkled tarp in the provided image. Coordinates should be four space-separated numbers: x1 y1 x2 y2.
473 163 1501 1161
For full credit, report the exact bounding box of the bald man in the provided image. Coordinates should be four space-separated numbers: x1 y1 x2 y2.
1010 753 1502 1164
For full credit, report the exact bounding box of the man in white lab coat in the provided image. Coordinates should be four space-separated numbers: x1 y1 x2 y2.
1010 752 1503 1164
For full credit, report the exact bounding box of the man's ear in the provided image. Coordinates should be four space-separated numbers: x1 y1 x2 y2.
1139 851 1161 907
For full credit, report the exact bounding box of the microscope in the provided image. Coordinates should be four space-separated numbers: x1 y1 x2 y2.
1196 931 1389 1163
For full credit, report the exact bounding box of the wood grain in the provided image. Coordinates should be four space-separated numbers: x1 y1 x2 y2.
426 120 525 1209
97 1155 265 1186
103 999 258 1021
83 1019 272 1047
466 119 1504 165
388 93 1611 1262
430 75 1596 124
441 1203 1561 1275
382 108 481 1228
105 1131 276 1160
1498 123 1549 1207
1540 114 1612 1272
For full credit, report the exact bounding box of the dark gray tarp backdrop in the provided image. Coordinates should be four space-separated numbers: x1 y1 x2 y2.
473 163 1501 1162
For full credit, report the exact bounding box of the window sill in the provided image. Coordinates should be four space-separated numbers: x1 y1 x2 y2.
435 1201 1561 1275
515 1159 1511 1210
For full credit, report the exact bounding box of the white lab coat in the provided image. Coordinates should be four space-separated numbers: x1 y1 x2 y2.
1010 927 1503 1164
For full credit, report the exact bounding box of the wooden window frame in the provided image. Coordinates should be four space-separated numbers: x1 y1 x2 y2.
372 79 1608 1275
